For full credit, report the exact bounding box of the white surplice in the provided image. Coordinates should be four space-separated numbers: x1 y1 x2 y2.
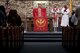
61 8 70 27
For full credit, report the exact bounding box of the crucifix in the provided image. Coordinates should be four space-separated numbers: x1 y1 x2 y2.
6 0 9 5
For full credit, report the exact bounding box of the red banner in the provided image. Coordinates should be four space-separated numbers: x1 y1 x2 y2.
34 17 48 32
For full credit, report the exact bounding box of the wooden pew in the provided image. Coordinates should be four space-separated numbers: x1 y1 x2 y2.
62 27 80 51
0 26 24 51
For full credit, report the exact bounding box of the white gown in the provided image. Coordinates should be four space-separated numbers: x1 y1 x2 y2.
61 8 70 27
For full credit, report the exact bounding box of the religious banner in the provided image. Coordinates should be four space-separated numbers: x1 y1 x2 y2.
34 17 48 32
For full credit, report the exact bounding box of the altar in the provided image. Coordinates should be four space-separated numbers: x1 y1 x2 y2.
22 17 62 32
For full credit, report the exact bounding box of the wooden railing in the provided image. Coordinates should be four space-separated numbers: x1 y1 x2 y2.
0 26 24 51
26 17 53 32
62 27 80 50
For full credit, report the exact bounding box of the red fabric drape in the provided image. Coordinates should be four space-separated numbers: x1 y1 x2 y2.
34 17 48 32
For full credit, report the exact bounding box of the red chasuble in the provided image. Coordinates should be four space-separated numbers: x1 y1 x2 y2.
33 8 47 17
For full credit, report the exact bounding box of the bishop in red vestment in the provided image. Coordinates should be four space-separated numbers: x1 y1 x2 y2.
33 3 48 32
33 3 47 17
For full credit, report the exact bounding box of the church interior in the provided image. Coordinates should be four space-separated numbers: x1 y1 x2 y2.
0 0 80 53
